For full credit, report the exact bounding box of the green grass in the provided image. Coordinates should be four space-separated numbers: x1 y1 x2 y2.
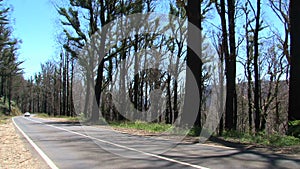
222 130 300 147
110 120 173 133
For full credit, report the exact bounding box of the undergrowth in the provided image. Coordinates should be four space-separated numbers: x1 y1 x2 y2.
222 130 300 147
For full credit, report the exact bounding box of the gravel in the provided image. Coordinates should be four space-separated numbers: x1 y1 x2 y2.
0 118 48 169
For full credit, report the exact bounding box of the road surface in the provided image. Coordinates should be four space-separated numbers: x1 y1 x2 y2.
13 116 299 169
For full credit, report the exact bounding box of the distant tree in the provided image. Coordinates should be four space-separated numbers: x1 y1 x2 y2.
166 4 187 124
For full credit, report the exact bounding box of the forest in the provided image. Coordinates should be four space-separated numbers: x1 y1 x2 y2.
1 0 299 138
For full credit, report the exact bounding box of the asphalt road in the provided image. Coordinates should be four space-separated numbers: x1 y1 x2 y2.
13 116 299 169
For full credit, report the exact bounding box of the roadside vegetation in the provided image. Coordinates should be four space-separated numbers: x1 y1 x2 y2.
110 121 300 147
222 130 300 147
0 114 10 124
0 97 22 124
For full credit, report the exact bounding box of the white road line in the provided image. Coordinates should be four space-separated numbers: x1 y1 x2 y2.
26 117 210 169
12 117 59 169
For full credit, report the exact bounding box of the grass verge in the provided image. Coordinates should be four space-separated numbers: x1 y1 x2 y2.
109 121 172 133
35 113 81 122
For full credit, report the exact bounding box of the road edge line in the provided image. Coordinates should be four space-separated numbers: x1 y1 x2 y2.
12 117 59 169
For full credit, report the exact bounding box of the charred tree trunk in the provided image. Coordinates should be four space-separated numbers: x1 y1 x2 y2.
70 59 75 117
166 74 172 124
216 0 233 131
244 4 254 132
66 53 70 116
133 34 140 113
288 0 300 121
247 46 253 133
181 0 202 129
92 59 104 122
91 0 104 123
226 0 237 131
254 0 261 133
8 77 12 114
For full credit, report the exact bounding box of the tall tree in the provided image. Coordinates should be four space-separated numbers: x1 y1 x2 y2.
177 0 202 128
226 0 237 130
215 0 237 131
288 0 300 121
214 0 231 132
253 0 262 132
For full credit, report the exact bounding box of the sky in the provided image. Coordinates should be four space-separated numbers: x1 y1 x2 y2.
9 0 59 79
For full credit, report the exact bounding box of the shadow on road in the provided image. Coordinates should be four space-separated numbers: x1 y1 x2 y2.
43 121 81 126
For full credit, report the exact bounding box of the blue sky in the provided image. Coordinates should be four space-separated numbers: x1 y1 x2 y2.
10 0 58 79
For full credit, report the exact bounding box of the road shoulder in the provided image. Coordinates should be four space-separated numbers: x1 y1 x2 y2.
0 117 49 169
